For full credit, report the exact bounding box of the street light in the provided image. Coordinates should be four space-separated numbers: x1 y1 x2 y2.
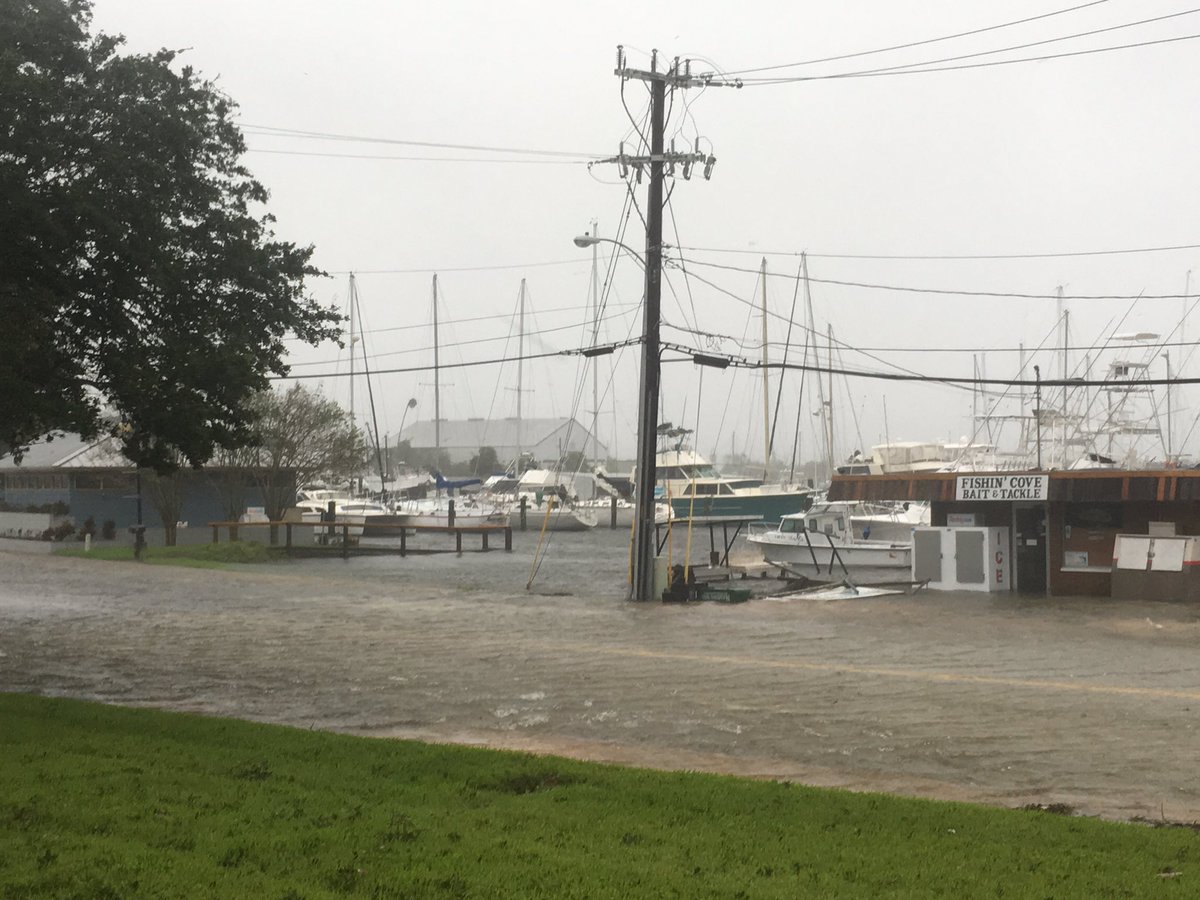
573 234 647 268
394 398 417 480
573 231 658 601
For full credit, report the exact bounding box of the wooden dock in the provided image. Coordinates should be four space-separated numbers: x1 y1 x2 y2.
208 520 513 558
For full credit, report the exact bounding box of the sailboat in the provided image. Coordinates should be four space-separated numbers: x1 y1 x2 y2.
479 278 596 531
390 274 506 529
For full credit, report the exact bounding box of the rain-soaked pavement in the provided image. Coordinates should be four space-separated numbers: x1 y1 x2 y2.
2 529 1199 822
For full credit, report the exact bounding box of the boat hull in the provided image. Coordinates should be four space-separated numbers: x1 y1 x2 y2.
749 533 912 581
508 506 596 531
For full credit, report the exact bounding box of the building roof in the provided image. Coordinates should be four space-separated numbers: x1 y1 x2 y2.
0 434 126 470
398 417 606 456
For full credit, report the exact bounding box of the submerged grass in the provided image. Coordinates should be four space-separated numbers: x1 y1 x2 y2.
0 693 1194 898
54 541 285 568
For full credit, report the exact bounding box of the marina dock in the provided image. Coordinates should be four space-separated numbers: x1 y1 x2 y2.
208 519 513 558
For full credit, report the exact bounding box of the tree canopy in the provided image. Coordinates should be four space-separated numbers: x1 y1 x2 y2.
235 384 365 521
0 0 340 470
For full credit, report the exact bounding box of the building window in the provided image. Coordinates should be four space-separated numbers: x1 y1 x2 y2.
5 473 69 491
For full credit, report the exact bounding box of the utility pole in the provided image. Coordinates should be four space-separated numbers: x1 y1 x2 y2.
606 46 723 601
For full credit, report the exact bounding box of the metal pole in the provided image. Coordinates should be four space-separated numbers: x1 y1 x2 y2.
432 274 440 463
631 55 666 602
591 222 600 469
760 257 770 481
1165 352 1173 461
1034 365 1042 470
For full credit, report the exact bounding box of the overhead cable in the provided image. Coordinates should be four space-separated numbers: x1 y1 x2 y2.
737 31 1200 84
247 148 584 165
678 256 1199 301
238 123 605 159
719 0 1112 76
272 340 640 381
672 242 1200 261
747 7 1200 83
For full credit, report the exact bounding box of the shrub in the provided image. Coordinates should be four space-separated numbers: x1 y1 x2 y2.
41 521 76 542
101 520 117 540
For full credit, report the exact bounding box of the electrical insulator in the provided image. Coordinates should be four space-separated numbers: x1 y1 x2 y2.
703 156 716 180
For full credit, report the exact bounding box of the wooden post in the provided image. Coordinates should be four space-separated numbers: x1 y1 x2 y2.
286 523 293 550
455 529 463 554
230 524 239 542
482 530 490 551
342 524 349 559
212 524 219 544
400 528 407 557
519 496 527 530
448 499 456 527
504 526 512 551
610 496 617 529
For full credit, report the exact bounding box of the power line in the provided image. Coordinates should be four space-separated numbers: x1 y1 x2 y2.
738 31 1200 84
303 299 639 340
678 256 1198 301
288 308 637 367
272 340 639 381
719 0 1112 76
238 123 605 159
661 341 1200 388
323 259 588 276
247 147 585 165
744 7 1200 83
672 241 1200 261
664 319 1200 356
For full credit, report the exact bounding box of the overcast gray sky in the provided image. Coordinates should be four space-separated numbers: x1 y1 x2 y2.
91 0 1200 469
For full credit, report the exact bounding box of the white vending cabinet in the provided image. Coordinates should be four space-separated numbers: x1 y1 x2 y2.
912 527 1011 592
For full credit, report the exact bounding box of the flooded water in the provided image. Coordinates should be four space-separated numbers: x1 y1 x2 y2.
3 530 1199 822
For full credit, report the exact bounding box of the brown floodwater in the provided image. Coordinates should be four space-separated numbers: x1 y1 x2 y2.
2 530 1199 822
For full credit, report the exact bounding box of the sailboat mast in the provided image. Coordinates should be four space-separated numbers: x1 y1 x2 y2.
591 223 601 467
802 256 830 481
760 257 770 481
349 273 356 426
433 274 441 460
827 324 835 482
516 278 526 474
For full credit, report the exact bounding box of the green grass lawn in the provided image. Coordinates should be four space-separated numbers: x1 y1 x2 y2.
54 541 285 568
0 694 1193 898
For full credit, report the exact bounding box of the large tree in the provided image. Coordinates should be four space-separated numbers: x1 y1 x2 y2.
0 0 340 470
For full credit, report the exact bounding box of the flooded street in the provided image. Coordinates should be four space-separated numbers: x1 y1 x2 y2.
3 530 1199 822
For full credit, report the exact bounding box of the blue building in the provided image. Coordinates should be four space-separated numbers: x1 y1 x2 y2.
0 435 289 532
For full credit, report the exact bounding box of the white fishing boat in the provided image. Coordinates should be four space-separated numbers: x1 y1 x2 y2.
481 472 598 531
392 495 507 529
293 488 392 537
850 501 930 542
748 501 912 582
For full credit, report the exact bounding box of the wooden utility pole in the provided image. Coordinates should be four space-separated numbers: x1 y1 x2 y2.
608 47 722 601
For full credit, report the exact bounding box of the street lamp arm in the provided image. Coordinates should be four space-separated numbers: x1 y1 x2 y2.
572 234 647 269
